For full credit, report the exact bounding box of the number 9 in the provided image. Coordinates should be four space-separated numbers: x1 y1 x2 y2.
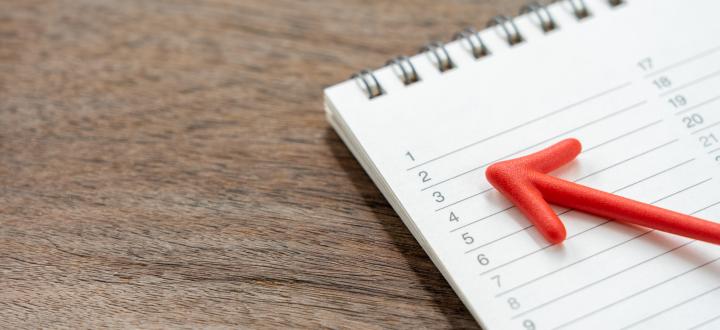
523 320 535 330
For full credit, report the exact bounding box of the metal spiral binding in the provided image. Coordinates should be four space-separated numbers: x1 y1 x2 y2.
453 28 489 59
352 70 383 99
351 0 626 99
387 56 420 85
421 42 455 72
561 0 592 19
521 2 557 33
487 15 524 46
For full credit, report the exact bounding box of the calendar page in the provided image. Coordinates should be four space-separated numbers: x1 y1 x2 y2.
324 0 720 328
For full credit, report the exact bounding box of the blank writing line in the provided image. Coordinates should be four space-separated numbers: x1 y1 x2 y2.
674 93 720 116
421 100 646 191
689 314 720 330
582 120 663 153
512 200 720 320
659 68 720 97
463 158 694 254
437 119 662 213
573 139 678 182
692 119 720 135
620 286 720 330
510 240 695 320
450 137 678 227
553 257 720 330
494 165 700 297
406 82 632 171
478 177 711 277
497 230 654 298
436 187 495 213
645 44 720 78
709 147 720 154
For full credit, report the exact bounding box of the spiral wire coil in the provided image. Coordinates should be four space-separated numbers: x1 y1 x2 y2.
352 0 624 99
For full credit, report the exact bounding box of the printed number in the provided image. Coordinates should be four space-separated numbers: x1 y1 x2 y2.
433 191 445 202
653 76 672 89
682 114 704 128
700 134 719 147
449 211 460 222
462 233 474 244
418 171 431 182
490 274 501 287
668 95 687 108
477 253 490 265
508 297 521 310
405 151 415 161
523 320 536 330
637 57 653 71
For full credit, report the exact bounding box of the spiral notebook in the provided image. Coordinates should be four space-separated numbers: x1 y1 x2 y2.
324 0 720 329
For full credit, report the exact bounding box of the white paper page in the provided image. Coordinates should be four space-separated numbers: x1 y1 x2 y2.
324 0 720 329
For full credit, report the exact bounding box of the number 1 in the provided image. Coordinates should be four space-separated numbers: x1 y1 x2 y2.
405 151 415 161
637 57 653 71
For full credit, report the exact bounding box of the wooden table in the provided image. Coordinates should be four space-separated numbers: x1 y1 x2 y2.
1 0 524 328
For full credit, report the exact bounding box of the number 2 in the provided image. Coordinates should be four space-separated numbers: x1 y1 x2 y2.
418 171 431 182
700 134 718 147
682 114 703 128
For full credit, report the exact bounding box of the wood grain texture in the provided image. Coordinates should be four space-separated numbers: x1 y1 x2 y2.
0 0 524 328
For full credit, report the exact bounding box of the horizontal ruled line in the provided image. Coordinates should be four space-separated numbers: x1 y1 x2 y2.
692 119 720 135
659 68 720 97
451 137 678 228
523 194 719 327
406 82 632 171
674 93 720 116
437 118 660 213
497 231 655 298
478 177 711 277
435 187 494 212
422 100 647 192
581 120 663 153
462 158 694 254
620 286 720 330
645 44 720 78
689 314 720 330
510 240 696 320
553 257 720 330
573 139 678 182
495 159 699 298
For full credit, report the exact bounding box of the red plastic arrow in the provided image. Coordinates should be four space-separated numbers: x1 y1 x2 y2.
485 138 720 245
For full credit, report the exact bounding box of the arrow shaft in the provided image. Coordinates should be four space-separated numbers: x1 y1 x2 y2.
534 174 720 245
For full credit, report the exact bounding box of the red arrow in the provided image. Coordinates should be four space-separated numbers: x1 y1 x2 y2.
485 138 720 245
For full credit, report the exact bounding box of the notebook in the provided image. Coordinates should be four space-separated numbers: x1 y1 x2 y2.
323 0 720 328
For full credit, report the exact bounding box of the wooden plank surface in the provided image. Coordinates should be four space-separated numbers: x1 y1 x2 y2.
0 0 524 328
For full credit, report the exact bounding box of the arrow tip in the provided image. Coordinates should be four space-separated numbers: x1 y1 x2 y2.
486 139 581 244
